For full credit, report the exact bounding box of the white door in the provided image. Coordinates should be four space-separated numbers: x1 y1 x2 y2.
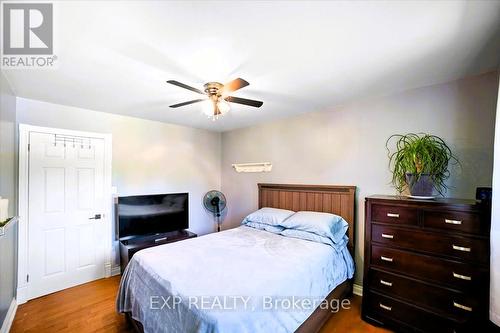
28 132 107 299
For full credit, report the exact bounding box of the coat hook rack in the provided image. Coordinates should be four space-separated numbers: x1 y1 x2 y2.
53 134 95 149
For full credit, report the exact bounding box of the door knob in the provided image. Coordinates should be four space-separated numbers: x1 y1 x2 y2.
89 214 102 220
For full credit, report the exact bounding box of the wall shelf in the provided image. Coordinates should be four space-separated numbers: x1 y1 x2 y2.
232 162 272 173
0 216 18 237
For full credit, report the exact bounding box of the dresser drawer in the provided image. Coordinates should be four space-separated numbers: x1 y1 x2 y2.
364 291 456 333
371 224 489 264
367 269 482 322
423 210 487 235
371 245 488 291
371 204 419 225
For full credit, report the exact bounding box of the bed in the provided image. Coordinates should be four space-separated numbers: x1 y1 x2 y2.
117 183 356 333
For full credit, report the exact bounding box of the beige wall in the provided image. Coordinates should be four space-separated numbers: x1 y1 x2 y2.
0 72 18 329
0 73 17 217
16 97 222 267
221 71 499 284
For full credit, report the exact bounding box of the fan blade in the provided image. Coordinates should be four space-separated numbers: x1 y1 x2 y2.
166 80 204 94
169 99 205 108
225 96 263 108
224 78 249 93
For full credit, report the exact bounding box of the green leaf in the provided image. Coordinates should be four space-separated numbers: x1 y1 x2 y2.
386 133 460 195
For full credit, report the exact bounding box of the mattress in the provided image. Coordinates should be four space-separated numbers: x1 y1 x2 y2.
117 226 354 333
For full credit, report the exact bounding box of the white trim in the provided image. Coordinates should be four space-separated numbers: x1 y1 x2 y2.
353 283 363 296
111 265 121 276
17 124 113 303
17 124 29 304
16 287 27 305
104 262 112 278
0 298 17 333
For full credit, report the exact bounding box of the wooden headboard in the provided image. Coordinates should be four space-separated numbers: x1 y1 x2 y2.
258 183 356 255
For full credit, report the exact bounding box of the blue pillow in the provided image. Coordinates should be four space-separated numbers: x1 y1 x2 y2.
279 211 348 244
241 207 295 226
242 221 285 234
280 229 348 251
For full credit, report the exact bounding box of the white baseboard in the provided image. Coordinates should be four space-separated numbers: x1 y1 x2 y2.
111 265 121 276
0 298 17 333
353 283 363 296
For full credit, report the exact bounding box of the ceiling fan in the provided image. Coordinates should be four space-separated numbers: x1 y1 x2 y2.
167 78 264 120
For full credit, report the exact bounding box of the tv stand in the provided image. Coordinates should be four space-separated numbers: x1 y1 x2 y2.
119 229 197 273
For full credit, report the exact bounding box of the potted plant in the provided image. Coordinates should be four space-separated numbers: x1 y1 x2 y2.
386 133 459 198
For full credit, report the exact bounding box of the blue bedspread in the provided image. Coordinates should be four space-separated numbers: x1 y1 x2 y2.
117 226 354 333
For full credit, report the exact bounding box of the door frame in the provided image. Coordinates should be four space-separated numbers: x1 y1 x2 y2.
17 124 113 304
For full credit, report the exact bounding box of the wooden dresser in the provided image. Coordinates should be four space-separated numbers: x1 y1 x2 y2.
362 195 491 332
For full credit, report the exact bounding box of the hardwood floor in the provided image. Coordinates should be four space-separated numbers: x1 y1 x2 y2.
318 295 391 333
11 276 391 333
11 276 133 333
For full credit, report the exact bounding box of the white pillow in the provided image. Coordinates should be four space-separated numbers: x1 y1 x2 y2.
280 211 348 244
242 207 295 226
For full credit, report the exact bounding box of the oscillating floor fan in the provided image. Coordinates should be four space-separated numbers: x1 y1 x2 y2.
203 190 227 232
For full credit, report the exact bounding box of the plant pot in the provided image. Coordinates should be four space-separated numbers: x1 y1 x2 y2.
405 173 434 197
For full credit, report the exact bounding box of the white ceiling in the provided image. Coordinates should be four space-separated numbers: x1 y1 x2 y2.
3 0 500 132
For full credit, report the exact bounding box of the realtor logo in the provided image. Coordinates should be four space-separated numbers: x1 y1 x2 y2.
1 2 56 68
3 3 53 54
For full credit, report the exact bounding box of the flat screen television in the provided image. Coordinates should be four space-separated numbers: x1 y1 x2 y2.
117 193 188 240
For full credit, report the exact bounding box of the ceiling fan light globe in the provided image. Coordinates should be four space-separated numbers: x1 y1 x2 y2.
218 100 231 115
202 99 215 117
201 99 230 120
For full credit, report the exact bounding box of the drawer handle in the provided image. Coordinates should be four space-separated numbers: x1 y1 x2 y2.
381 233 394 239
380 279 393 287
387 213 399 218
453 272 472 281
453 301 472 312
452 245 471 252
381 256 393 262
379 303 392 311
445 219 462 225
